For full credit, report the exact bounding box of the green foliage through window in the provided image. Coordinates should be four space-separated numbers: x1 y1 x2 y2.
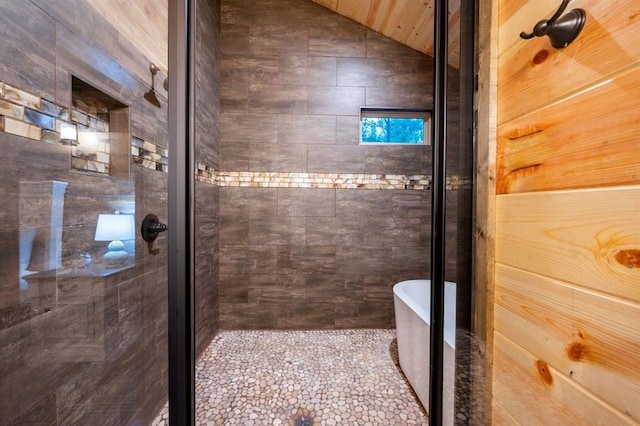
360 109 430 145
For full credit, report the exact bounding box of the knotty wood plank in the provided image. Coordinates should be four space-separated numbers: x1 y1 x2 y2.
491 399 520 426
493 332 635 425
497 65 640 193
495 264 640 420
498 0 640 123
498 0 564 55
495 186 640 302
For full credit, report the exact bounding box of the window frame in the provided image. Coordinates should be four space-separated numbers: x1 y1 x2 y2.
359 107 432 146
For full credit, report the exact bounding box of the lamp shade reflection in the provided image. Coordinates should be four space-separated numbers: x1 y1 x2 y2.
94 212 135 266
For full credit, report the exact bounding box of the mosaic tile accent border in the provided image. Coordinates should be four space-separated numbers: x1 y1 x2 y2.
196 163 217 184
196 164 470 191
132 137 168 172
0 81 168 174
1 82 469 188
218 171 433 190
0 82 69 143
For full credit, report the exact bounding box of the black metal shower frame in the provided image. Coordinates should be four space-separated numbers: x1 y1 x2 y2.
168 0 196 424
430 0 477 425
166 0 477 424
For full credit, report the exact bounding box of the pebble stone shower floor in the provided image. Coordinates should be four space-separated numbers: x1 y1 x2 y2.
152 329 429 425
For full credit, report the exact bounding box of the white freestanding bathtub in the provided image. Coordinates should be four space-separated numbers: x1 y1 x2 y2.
393 279 456 425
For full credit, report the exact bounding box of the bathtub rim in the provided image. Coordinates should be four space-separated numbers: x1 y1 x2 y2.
393 279 457 349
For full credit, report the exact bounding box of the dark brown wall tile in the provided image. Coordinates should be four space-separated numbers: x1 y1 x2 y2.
335 190 393 218
364 145 425 175
337 58 395 87
392 191 431 219
336 116 360 145
221 113 279 143
391 247 429 276
222 0 336 28
222 56 279 85
306 217 364 246
218 0 443 331
362 274 396 303
249 25 309 57
220 215 248 245
249 143 308 172
394 58 435 85
306 274 363 303
278 114 337 144
220 274 249 303
249 84 307 114
307 86 365 116
248 274 306 302
221 83 249 113
220 187 278 218
278 245 336 274
309 22 366 57
362 218 422 247
308 145 365 173
277 188 335 217
335 302 393 328
365 84 433 109
276 302 335 329
221 24 252 55
249 217 307 245
221 302 278 329
279 56 337 86
221 142 249 171
0 0 222 423
336 246 392 275
0 1 56 101
366 30 426 60
220 245 278 274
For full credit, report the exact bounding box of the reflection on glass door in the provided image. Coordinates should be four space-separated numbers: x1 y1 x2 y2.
444 0 487 424
0 1 169 424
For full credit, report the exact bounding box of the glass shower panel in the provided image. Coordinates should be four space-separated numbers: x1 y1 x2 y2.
446 0 486 424
0 2 169 424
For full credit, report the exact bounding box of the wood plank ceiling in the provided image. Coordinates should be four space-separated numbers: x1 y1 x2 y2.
311 0 461 65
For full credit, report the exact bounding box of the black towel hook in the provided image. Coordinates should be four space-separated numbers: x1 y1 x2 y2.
520 0 586 48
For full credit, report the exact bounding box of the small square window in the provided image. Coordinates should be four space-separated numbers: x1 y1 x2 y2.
360 108 431 145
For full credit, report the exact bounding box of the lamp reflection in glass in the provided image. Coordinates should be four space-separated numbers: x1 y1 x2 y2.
94 211 135 267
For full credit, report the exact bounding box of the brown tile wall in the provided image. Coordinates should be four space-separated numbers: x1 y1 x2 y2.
195 0 222 358
219 0 460 330
0 1 220 424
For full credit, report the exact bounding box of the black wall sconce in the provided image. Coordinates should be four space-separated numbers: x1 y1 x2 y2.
144 63 169 108
520 0 586 48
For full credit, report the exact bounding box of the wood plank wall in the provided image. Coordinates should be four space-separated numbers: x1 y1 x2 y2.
492 0 640 423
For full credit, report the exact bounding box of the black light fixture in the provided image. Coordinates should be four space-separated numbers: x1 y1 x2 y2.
144 62 169 107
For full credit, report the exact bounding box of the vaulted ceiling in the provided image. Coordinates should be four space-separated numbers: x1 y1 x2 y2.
311 0 461 65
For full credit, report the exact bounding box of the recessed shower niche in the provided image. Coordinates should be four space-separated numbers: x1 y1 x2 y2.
69 77 130 179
